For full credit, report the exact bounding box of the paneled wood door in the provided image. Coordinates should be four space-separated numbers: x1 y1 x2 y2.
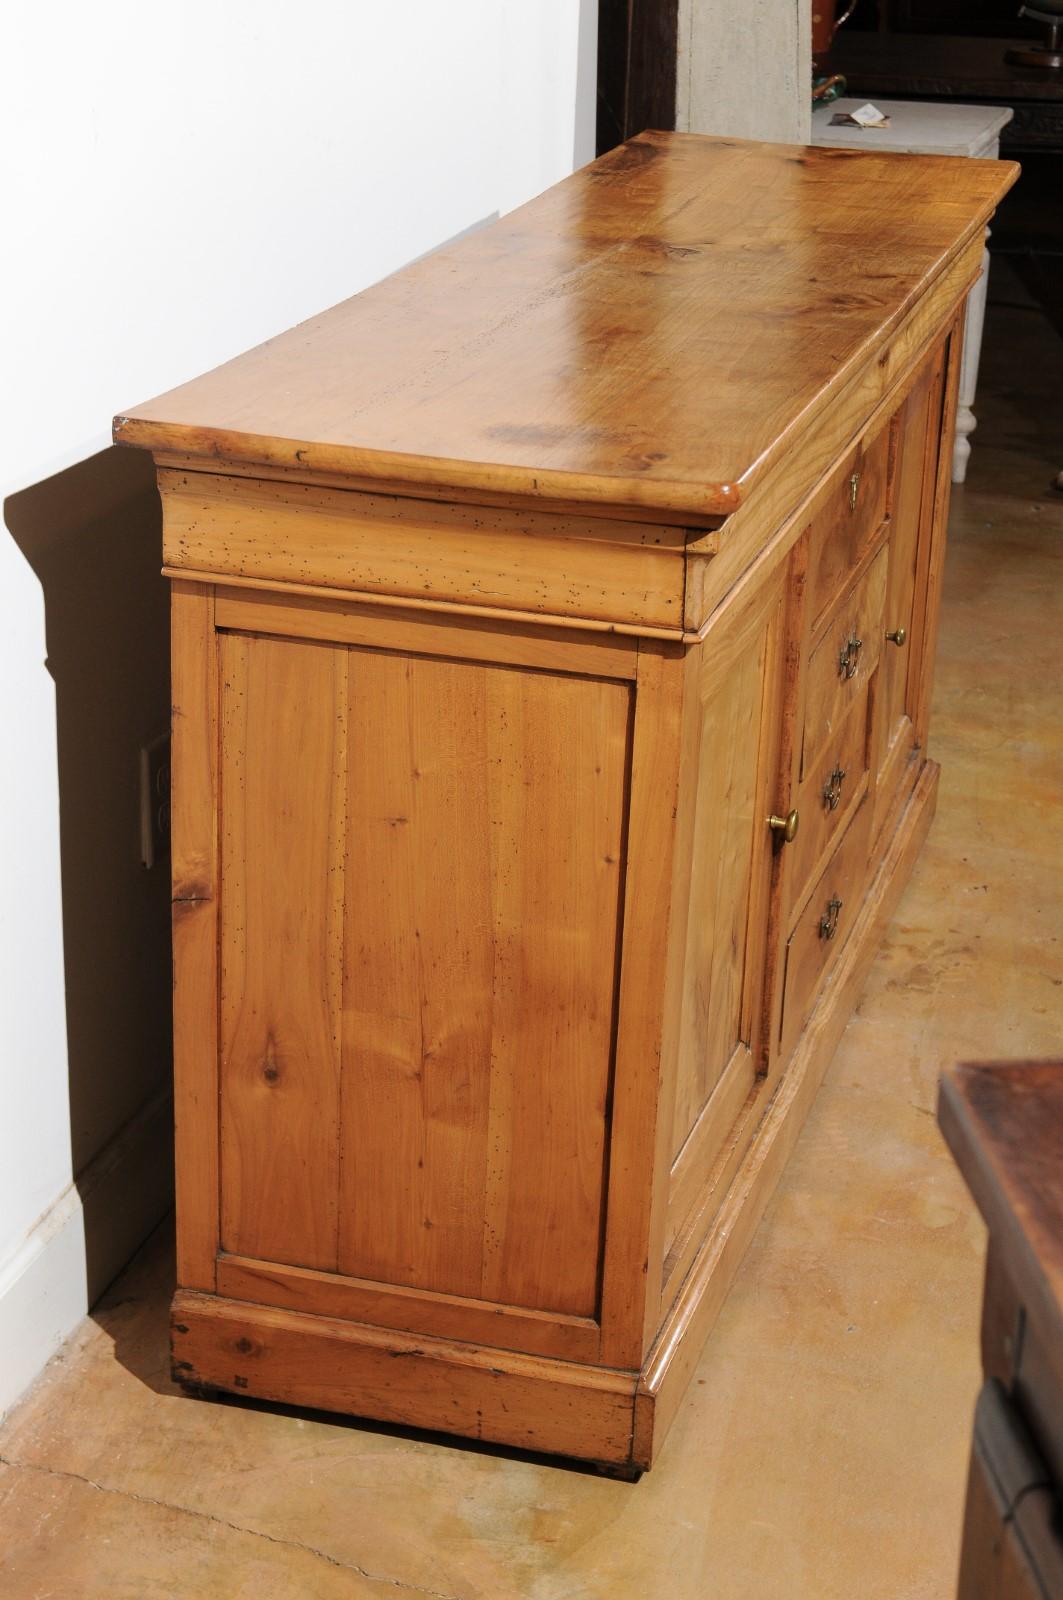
662 559 796 1296
188 597 638 1357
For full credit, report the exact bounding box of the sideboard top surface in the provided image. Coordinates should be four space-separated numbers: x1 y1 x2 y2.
115 131 1016 519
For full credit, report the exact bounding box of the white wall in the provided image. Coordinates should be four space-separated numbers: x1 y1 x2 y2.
0 0 597 1417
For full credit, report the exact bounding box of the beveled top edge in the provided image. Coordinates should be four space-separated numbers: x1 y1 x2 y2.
112 416 742 522
113 131 1019 520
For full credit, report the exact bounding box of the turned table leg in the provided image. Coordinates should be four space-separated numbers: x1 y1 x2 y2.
953 228 991 485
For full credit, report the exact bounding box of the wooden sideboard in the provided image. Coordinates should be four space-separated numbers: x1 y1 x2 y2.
939 1063 1063 1598
114 133 1016 1473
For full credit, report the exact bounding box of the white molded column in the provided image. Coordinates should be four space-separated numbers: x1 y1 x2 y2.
677 0 812 143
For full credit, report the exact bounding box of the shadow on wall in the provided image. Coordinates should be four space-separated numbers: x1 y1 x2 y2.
4 448 174 1306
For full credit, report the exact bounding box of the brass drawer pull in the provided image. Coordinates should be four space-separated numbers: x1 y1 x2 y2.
886 625 907 646
819 896 843 941
768 808 800 844
822 764 847 811
838 634 863 680
848 472 860 512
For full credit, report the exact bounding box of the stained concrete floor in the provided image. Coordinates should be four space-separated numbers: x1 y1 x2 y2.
2 272 1061 1600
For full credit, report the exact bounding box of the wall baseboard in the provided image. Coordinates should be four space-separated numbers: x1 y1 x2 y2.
0 1087 173 1419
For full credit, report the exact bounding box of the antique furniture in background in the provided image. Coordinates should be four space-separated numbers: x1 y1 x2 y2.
115 133 1015 1473
830 30 1063 151
849 1 1050 37
1005 3 1063 71
813 0 863 102
596 0 679 154
812 98 1014 481
939 1063 1063 1598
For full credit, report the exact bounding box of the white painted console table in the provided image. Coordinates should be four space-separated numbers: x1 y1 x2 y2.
812 99 1014 484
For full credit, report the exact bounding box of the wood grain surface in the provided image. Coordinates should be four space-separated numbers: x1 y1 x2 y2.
145 132 1008 1468
158 469 685 629
171 1291 638 1465
115 132 1016 519
336 651 629 1316
170 582 220 1289
801 545 887 781
939 1062 1063 1381
778 797 872 1063
215 627 630 1316
941 1067 1063 1598
218 632 348 1270
872 347 945 842
806 421 891 634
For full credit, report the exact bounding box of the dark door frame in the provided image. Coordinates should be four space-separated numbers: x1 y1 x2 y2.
596 0 681 155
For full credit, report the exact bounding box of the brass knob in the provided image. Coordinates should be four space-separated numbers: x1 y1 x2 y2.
886 626 907 647
848 472 860 512
768 808 800 843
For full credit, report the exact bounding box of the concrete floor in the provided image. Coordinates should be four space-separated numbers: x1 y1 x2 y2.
1 275 1061 1599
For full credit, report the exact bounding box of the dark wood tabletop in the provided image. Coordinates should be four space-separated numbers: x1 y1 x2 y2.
939 1061 1063 1598
939 1060 1063 1409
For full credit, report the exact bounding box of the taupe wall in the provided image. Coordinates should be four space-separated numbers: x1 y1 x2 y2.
677 0 812 144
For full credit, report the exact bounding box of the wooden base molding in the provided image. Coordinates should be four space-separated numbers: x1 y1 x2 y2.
171 1291 637 1466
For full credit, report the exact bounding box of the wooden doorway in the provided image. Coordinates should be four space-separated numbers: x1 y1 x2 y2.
596 0 680 154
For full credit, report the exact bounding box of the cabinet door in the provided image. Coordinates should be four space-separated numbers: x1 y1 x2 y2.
217 631 629 1314
662 560 795 1289
176 590 640 1361
872 344 947 841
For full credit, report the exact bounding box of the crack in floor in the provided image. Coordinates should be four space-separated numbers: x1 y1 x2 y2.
0 1452 465 1600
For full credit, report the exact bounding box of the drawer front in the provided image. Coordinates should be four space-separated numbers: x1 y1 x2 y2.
159 469 686 632
807 421 891 631
779 797 872 1062
801 543 887 781
788 684 872 918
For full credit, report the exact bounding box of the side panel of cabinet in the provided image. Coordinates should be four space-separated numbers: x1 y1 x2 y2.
871 342 947 843
659 560 796 1300
209 613 633 1327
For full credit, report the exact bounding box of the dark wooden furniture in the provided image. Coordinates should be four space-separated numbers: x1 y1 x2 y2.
939 1062 1063 1598
596 0 679 154
831 32 1063 151
854 2 1043 37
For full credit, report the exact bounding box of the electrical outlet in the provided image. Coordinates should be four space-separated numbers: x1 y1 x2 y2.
139 731 171 869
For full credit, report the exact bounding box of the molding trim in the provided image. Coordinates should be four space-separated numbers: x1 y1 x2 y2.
0 1088 173 1419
